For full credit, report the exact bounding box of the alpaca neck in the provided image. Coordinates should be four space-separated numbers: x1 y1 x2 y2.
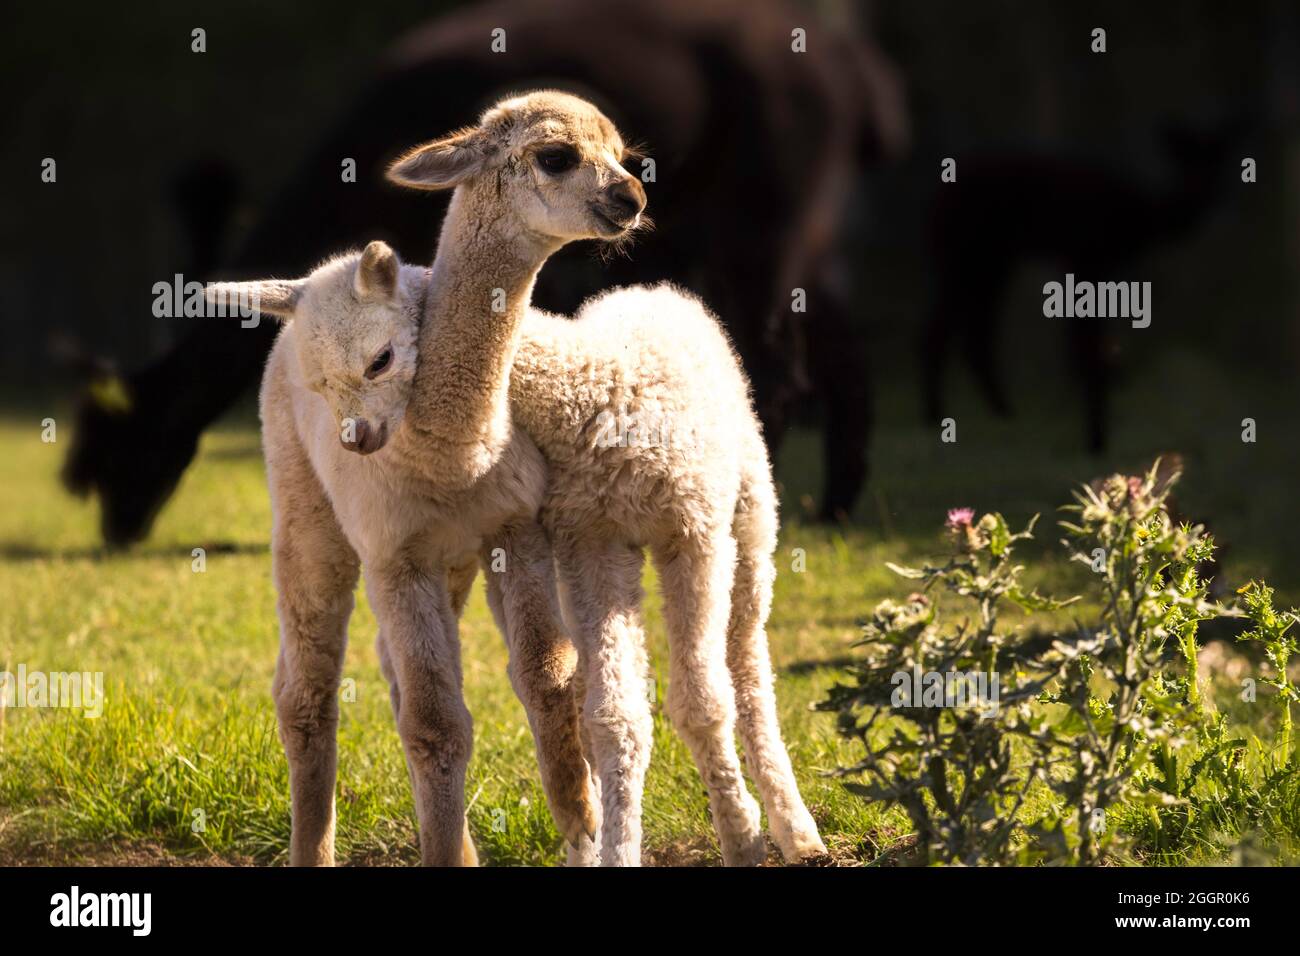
406 186 559 471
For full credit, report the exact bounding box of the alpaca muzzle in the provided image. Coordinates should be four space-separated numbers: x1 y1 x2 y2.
340 417 388 455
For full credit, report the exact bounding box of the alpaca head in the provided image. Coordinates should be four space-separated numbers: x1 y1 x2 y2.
386 90 648 246
206 241 421 455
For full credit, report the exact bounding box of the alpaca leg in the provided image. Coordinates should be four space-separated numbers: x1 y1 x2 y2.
958 265 1014 418
376 616 477 866
563 619 602 866
654 533 766 866
556 584 600 794
920 295 952 424
367 561 476 866
805 277 870 521
447 553 479 617
963 304 1013 418
377 628 401 721
1067 319 1110 453
729 467 827 861
376 626 425 819
442 558 485 864
555 537 653 866
267 451 360 867
480 520 600 863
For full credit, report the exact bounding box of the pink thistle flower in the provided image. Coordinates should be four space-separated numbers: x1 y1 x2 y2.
946 507 975 531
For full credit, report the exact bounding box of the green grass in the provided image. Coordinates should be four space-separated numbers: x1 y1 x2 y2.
0 356 1296 864
0 420 903 865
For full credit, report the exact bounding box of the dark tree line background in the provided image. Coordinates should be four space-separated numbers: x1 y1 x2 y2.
2 0 1289 382
2 0 1297 457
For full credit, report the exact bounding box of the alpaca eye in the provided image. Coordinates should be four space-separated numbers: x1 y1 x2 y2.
365 346 393 379
536 146 578 174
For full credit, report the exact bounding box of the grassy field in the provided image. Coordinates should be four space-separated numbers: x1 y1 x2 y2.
0 356 1296 865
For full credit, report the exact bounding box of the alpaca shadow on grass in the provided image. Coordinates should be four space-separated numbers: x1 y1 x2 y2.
0 540 268 563
783 655 859 677
204 443 263 462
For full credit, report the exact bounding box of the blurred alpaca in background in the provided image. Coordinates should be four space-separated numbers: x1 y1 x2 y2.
61 0 909 545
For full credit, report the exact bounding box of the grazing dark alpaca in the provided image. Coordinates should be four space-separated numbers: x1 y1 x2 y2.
62 0 908 544
920 120 1242 450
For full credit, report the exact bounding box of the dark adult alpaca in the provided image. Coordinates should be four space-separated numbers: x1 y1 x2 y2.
920 119 1242 451
62 0 907 544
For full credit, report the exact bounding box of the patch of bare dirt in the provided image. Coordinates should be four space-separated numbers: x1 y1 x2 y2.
0 815 250 866
0 840 246 867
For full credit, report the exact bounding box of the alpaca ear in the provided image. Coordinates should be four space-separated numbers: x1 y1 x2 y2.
387 128 491 190
203 279 304 319
355 241 399 300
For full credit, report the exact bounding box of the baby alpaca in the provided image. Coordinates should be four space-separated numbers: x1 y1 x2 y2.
208 251 599 867
386 91 824 865
207 90 654 867
515 285 828 866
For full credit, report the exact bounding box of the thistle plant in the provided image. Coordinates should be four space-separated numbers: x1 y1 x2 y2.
824 463 1300 865
819 510 1077 865
1234 581 1298 767
1054 465 1228 863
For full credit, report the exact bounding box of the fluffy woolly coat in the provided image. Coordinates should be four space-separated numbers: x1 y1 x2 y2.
505 283 827 865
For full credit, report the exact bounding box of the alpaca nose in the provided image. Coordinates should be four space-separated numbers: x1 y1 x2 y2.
340 418 388 455
341 418 370 453
605 179 646 222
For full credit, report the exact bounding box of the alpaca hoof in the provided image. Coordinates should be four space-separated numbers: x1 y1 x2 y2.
554 793 600 850
785 842 826 868
566 833 600 867
781 832 828 864
599 843 642 867
722 830 768 867
772 812 827 864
